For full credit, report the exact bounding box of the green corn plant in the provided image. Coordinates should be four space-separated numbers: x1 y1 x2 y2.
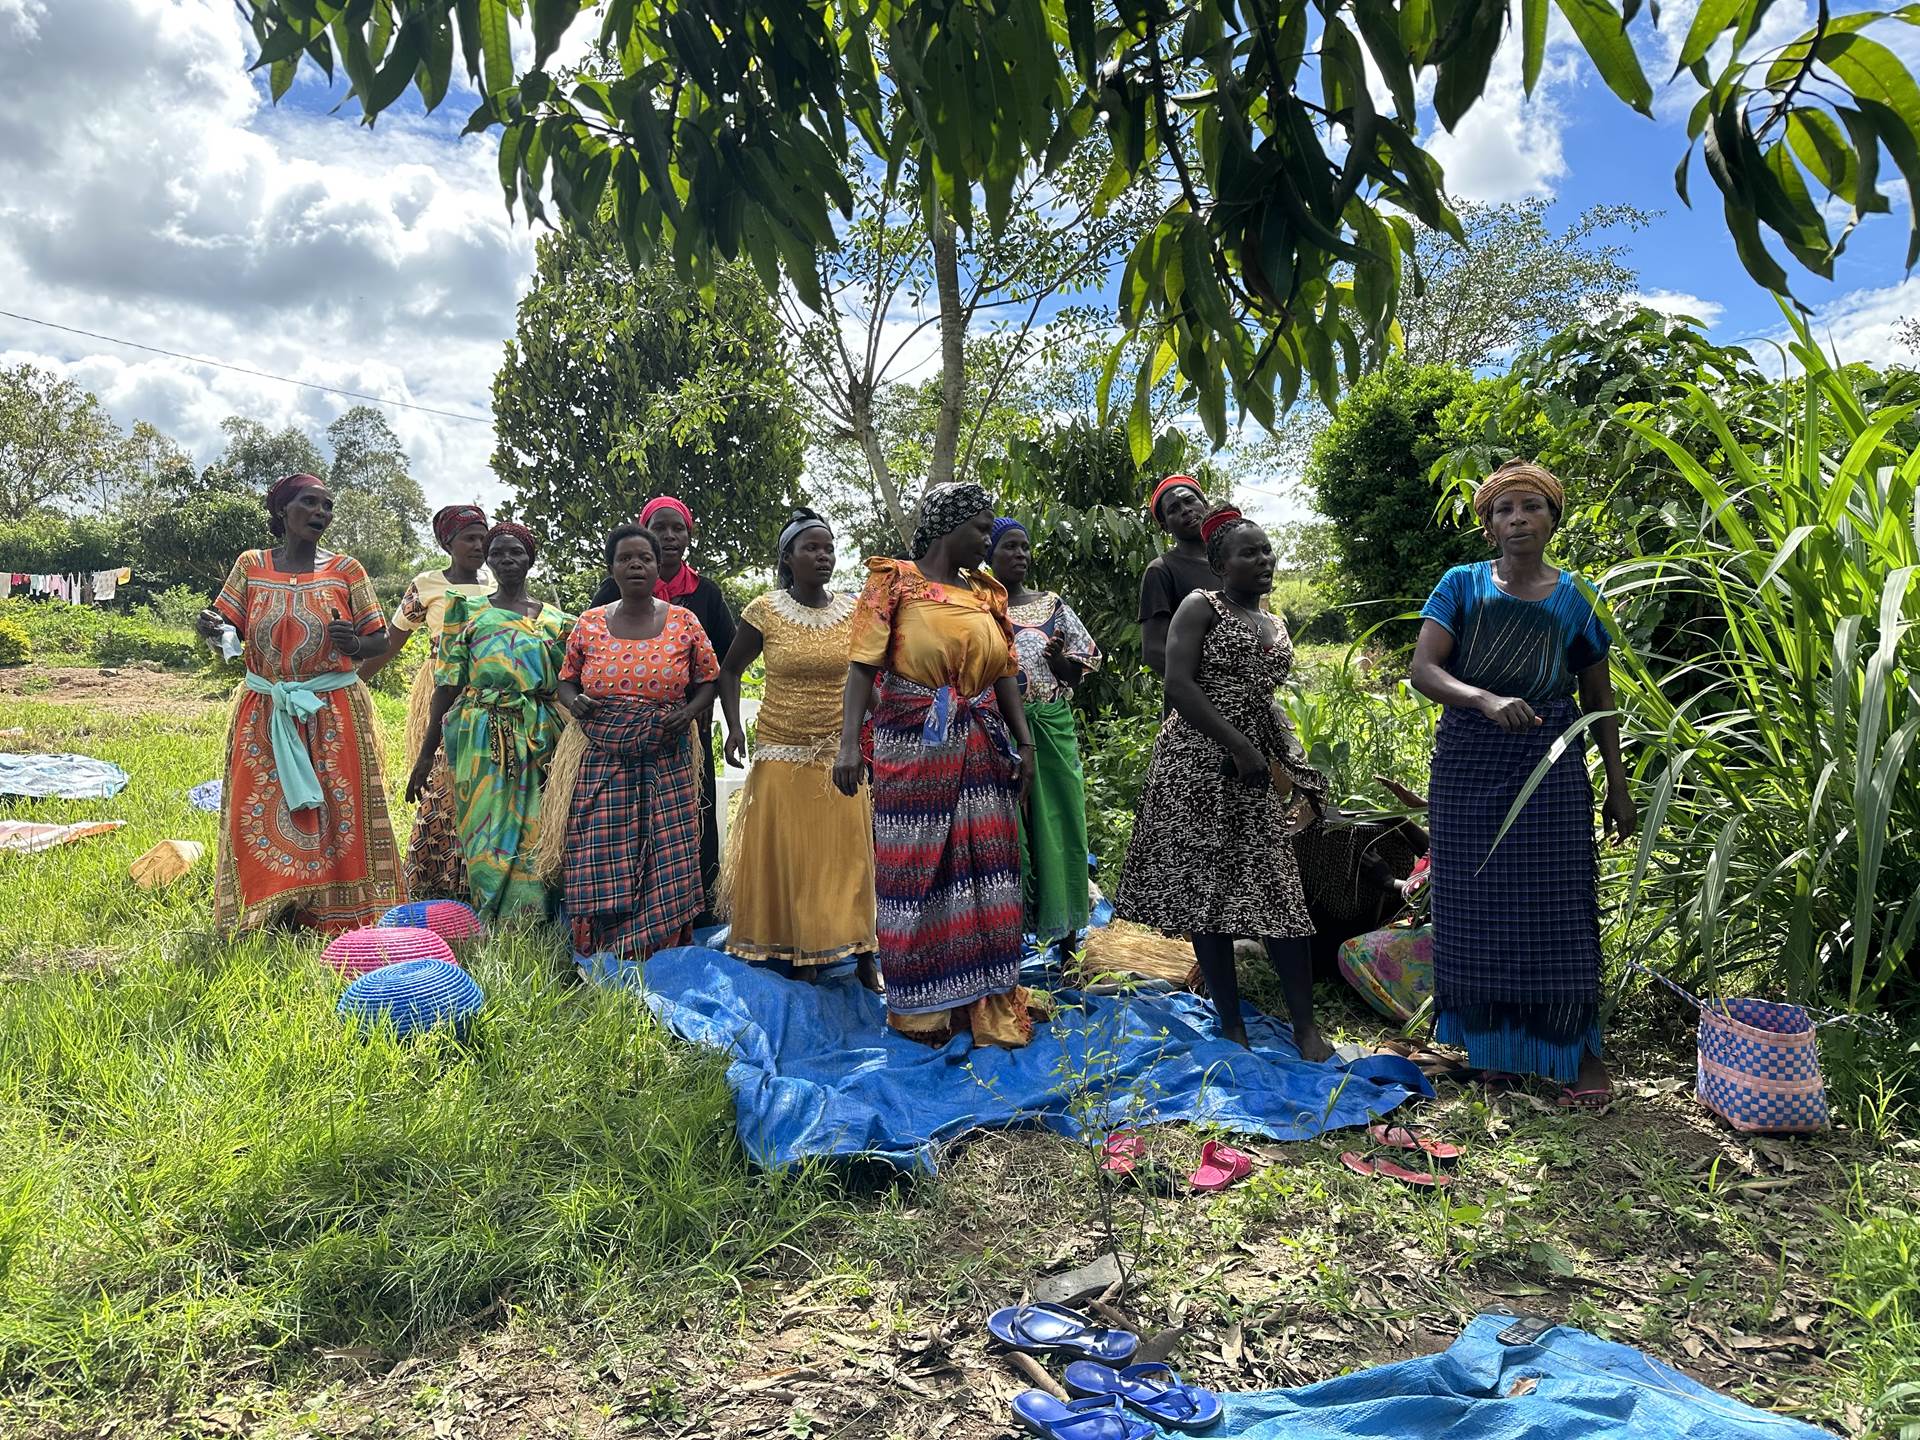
1596 302 1920 1010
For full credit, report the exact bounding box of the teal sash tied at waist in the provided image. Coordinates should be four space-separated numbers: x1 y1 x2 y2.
244 668 362 811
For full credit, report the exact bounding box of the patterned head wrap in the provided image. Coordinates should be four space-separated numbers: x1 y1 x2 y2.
485 520 538 561
777 507 832 559
911 482 992 560
987 516 1028 561
1473 461 1565 523
640 495 695 531
1149 473 1204 520
432 504 488 550
264 472 324 534
1201 504 1259 572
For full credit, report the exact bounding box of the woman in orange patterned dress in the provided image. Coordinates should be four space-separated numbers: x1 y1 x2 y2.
196 473 404 933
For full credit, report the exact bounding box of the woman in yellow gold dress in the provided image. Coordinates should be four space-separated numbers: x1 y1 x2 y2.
360 504 492 899
716 509 878 986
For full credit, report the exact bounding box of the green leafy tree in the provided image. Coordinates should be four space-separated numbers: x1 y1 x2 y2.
101 422 197 512
1305 360 1485 644
1433 307 1770 577
130 493 271 594
0 364 121 514
325 405 429 542
241 0 1920 461
1394 200 1652 368
206 416 327 493
491 225 806 577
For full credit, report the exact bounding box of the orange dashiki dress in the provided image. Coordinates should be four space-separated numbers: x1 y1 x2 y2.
212 549 404 934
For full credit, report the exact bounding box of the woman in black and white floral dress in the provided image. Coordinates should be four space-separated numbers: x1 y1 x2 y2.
1116 505 1327 1058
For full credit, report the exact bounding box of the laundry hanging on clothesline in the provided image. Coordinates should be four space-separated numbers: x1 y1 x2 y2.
1 567 134 603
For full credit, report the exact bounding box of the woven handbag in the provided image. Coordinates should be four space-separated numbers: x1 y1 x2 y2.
1634 966 1829 1134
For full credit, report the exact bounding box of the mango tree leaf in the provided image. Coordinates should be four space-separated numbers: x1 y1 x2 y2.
1555 0 1655 114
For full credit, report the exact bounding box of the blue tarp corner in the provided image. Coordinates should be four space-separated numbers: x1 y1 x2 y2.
586 945 1432 1170
1205 1313 1833 1438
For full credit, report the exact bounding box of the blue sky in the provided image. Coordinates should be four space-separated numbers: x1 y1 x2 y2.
1 0 1914 532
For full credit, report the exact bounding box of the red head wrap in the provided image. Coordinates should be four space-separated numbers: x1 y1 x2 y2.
1198 505 1245 546
1149 474 1203 519
485 520 538 561
265 472 324 516
433 504 488 550
639 495 695 530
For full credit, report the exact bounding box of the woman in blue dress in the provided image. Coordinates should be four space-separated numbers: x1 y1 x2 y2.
1409 461 1635 1107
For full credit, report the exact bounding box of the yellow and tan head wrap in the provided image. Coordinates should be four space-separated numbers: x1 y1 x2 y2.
1473 461 1565 524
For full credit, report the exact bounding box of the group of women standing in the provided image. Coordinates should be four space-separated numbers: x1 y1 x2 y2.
194 459 1629 1099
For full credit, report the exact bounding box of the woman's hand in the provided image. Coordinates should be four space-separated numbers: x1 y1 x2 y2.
1014 741 1037 804
405 754 435 803
724 727 748 768
1229 738 1269 786
1603 784 1637 845
196 608 225 640
325 619 362 659
1477 693 1540 732
661 703 697 740
1043 632 1078 684
831 741 865 797
567 692 601 721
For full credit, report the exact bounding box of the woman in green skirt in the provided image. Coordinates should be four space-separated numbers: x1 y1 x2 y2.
988 517 1100 948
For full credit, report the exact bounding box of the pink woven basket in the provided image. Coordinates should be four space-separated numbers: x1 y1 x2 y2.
1697 998 1829 1135
379 900 486 943
321 926 457 978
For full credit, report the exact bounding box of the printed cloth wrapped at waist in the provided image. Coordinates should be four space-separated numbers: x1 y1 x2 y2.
460 684 556 728
882 673 1016 758
243 668 362 810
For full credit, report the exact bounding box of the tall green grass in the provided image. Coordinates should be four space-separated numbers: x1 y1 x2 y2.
1602 307 1920 1010
0 689 835 1400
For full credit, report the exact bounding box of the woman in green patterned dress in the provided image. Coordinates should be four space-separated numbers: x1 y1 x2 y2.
408 522 570 921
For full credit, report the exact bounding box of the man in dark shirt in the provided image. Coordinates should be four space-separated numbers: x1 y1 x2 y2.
1137 475 1212 699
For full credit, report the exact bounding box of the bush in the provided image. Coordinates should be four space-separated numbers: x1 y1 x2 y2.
1083 709 1160 876
0 617 30 667
90 616 201 670
0 599 107 663
146 585 208 630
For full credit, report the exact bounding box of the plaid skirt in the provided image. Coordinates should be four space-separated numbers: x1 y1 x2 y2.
870 675 1023 1015
563 698 702 961
1428 698 1601 1013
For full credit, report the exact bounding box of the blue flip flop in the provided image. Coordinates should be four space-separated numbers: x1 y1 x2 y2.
1011 1392 1158 1440
988 1303 1140 1364
1062 1360 1224 1431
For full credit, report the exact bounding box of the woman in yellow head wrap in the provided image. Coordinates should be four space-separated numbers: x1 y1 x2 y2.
1408 461 1635 1107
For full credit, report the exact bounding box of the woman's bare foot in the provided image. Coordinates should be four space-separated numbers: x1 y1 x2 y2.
1221 1017 1251 1048
855 954 881 993
1294 1025 1334 1063
1561 1053 1614 1109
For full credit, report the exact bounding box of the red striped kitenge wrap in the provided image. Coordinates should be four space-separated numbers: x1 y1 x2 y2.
869 673 1023 1016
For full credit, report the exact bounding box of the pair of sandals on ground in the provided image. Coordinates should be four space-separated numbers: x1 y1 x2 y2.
991 1301 1220 1437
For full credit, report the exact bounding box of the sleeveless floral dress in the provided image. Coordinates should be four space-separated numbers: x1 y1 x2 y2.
1116 593 1314 938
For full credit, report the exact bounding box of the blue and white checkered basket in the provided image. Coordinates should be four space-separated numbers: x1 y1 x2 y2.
1697 997 1829 1134
1635 965 1829 1134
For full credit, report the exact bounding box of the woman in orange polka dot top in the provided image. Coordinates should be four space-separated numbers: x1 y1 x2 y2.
556 523 720 960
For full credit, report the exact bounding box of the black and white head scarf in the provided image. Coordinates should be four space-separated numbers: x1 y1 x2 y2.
912 482 991 560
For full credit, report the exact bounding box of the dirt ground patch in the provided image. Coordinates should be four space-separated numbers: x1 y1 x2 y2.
0 665 221 722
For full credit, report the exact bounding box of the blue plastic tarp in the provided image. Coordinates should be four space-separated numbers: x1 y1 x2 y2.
592 946 1432 1171
1204 1314 1831 1439
0 752 129 800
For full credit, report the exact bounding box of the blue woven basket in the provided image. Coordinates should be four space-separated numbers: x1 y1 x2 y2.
338 959 484 1040
379 899 485 942
1697 997 1829 1134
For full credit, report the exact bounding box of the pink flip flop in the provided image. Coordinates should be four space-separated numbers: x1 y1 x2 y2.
1341 1151 1453 1188
1367 1124 1463 1163
1189 1140 1253 1192
1102 1132 1147 1176
1558 1086 1613 1110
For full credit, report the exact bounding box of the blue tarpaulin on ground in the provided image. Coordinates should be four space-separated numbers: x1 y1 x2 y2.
588 945 1432 1171
1202 1314 1829 1439
0 752 128 800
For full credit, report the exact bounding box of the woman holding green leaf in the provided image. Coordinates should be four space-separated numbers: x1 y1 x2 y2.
1410 460 1635 1108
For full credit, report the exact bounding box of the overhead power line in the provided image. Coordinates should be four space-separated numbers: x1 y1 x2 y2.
0 307 493 425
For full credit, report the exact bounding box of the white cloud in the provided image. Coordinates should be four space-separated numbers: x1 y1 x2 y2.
0 0 534 513
1771 276 1920 373
1423 34 1582 204
1628 289 1726 326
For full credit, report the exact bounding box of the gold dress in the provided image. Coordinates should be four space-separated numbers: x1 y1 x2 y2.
390 568 493 899
718 589 877 966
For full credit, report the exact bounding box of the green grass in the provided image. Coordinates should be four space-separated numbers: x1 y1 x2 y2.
0 683 838 1410
1 674 1917 1438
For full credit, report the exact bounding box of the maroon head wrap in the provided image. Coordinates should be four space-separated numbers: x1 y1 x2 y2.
264 472 324 531
433 504 489 550
485 520 538 561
